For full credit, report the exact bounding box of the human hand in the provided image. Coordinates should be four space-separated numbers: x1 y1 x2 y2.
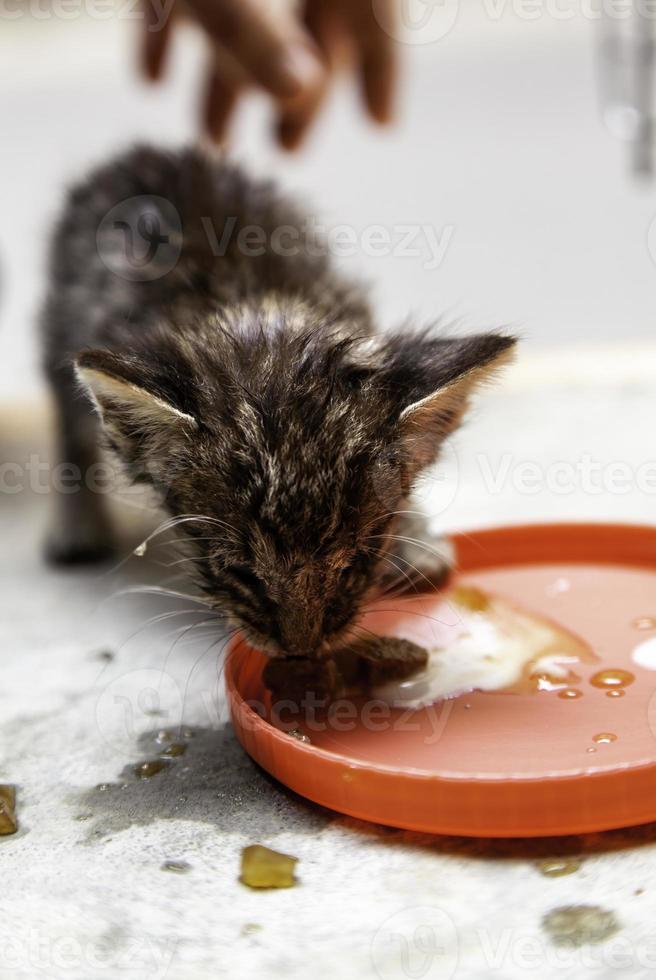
141 0 397 150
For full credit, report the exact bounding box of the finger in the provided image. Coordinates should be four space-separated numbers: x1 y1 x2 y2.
274 0 347 151
303 0 344 66
275 83 326 151
140 0 175 81
349 0 397 124
360 36 396 125
186 0 324 99
203 66 240 143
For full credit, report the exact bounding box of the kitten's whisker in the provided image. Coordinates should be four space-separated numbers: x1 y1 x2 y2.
180 627 239 724
109 585 217 610
105 512 241 577
348 622 383 644
364 547 419 595
160 617 223 682
366 533 451 564
359 509 434 534
379 549 436 594
361 605 452 628
117 608 215 653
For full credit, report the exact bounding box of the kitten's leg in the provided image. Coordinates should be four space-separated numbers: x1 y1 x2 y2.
382 513 454 595
45 363 114 565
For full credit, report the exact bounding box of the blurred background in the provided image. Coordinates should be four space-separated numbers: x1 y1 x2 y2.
1 2 655 402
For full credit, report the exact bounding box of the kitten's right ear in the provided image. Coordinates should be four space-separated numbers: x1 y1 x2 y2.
393 333 516 473
75 349 199 457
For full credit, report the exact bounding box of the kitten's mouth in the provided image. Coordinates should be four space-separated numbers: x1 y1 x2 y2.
237 622 360 663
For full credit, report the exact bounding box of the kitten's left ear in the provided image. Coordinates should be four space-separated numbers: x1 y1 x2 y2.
75 348 199 463
397 333 516 471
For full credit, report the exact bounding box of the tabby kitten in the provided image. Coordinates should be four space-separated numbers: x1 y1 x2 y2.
42 145 514 659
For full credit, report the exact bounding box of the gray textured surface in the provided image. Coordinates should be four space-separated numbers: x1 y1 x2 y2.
2 351 656 979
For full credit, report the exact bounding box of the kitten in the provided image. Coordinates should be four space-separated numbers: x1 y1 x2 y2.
42 145 514 659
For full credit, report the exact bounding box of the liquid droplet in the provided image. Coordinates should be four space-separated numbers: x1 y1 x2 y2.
161 861 191 874
593 732 617 744
160 743 186 758
606 689 625 698
590 669 634 689
287 728 311 744
134 541 147 557
558 688 583 700
134 759 169 779
632 637 656 671
634 617 656 631
542 905 620 946
96 783 111 792
0 786 18 836
538 858 581 878
586 747 597 753
547 577 571 596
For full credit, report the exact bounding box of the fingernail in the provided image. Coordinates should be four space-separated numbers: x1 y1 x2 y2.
276 43 323 96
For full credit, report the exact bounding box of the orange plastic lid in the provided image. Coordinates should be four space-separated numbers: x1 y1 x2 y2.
225 523 656 837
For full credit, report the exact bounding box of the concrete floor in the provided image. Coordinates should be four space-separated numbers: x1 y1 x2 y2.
2 349 656 980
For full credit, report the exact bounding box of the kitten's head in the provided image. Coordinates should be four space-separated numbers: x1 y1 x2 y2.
76 312 514 658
